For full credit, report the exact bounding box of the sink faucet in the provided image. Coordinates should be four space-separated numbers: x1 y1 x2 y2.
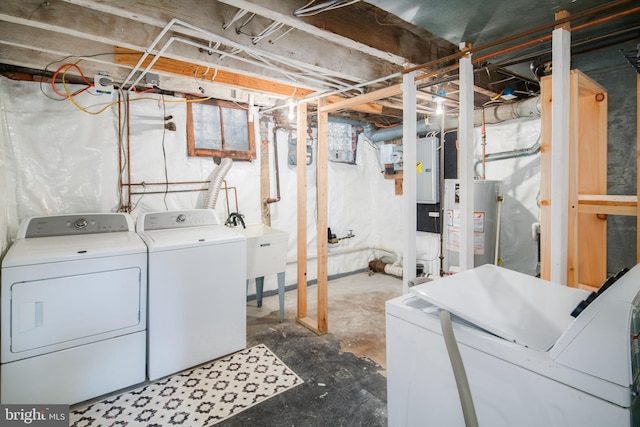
225 212 246 229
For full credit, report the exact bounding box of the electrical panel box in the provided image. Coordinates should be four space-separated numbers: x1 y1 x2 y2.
416 137 439 204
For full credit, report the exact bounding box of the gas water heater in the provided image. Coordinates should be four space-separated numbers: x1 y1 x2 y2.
443 179 502 274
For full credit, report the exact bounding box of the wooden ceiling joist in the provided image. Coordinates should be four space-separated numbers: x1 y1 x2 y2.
114 46 315 99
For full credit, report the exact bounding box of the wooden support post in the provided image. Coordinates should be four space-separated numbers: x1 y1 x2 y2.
459 43 475 271
316 98 329 333
540 76 552 281
402 72 417 294
638 74 640 263
550 12 571 284
296 99 328 335
296 101 308 321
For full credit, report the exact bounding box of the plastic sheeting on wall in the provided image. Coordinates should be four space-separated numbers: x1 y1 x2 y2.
0 75 541 291
0 76 119 253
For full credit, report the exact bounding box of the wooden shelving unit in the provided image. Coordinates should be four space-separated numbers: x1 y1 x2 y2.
540 69 640 290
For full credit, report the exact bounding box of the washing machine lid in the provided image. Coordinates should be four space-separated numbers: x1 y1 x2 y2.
139 225 245 251
410 264 590 351
2 232 147 267
137 210 244 251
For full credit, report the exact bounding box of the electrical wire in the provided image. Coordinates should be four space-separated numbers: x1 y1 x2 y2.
51 62 93 98
293 0 360 17
161 96 169 210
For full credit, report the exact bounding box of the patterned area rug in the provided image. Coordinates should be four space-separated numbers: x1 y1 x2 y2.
70 344 303 426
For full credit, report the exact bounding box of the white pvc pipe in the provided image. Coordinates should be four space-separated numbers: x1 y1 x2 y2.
122 18 179 89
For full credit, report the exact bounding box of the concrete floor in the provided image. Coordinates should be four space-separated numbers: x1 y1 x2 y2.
218 270 403 426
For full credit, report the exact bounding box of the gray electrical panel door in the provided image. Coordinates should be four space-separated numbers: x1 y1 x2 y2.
416 137 439 204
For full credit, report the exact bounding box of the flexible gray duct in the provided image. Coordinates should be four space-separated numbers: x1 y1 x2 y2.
202 158 233 210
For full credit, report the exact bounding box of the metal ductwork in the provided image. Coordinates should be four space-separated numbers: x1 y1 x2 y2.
363 96 541 143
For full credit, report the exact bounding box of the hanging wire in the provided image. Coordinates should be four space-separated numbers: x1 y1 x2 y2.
293 0 360 17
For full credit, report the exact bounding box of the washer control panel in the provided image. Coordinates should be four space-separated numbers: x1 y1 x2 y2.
140 209 220 231
23 213 132 238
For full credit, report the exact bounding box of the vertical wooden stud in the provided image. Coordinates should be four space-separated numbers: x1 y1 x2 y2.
316 98 329 334
296 101 308 320
540 76 552 281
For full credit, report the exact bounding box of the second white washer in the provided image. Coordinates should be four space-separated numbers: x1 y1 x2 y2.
137 209 246 381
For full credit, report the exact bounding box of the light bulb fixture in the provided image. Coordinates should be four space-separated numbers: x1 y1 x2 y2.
433 90 446 115
435 98 444 115
287 101 296 120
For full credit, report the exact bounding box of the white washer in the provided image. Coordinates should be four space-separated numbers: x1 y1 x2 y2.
137 209 246 381
386 264 640 427
1 213 147 404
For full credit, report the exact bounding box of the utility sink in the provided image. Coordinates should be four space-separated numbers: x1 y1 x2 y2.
236 224 288 322
237 224 288 280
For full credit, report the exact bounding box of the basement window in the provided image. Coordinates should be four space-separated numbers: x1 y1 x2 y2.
186 97 256 160
328 121 359 164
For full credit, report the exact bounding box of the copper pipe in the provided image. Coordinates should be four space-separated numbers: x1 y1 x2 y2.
413 4 640 85
222 180 239 217
125 180 210 186
266 126 282 204
403 0 633 75
474 5 640 64
117 91 124 210
481 108 486 180
130 189 207 195
126 94 132 211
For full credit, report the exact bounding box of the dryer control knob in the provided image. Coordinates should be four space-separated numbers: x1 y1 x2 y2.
74 218 88 229
176 214 187 223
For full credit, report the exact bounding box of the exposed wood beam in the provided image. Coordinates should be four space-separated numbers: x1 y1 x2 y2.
58 0 395 82
578 195 637 216
319 84 402 113
115 47 315 99
216 0 456 66
215 0 411 66
326 94 383 115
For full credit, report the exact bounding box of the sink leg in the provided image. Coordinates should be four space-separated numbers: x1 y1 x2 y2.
277 271 285 323
256 276 264 308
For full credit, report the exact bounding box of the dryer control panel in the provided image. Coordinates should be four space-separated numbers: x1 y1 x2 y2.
139 209 220 231
21 214 132 238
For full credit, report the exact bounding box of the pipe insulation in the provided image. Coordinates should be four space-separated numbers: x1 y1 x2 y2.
202 158 233 210
364 96 541 143
368 259 403 277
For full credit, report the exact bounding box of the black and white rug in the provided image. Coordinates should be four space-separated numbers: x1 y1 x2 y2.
70 344 303 426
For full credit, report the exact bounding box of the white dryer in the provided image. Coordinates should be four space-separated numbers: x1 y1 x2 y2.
136 209 246 381
386 264 640 427
1 213 147 404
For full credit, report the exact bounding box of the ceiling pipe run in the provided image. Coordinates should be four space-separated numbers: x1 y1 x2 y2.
363 96 541 143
